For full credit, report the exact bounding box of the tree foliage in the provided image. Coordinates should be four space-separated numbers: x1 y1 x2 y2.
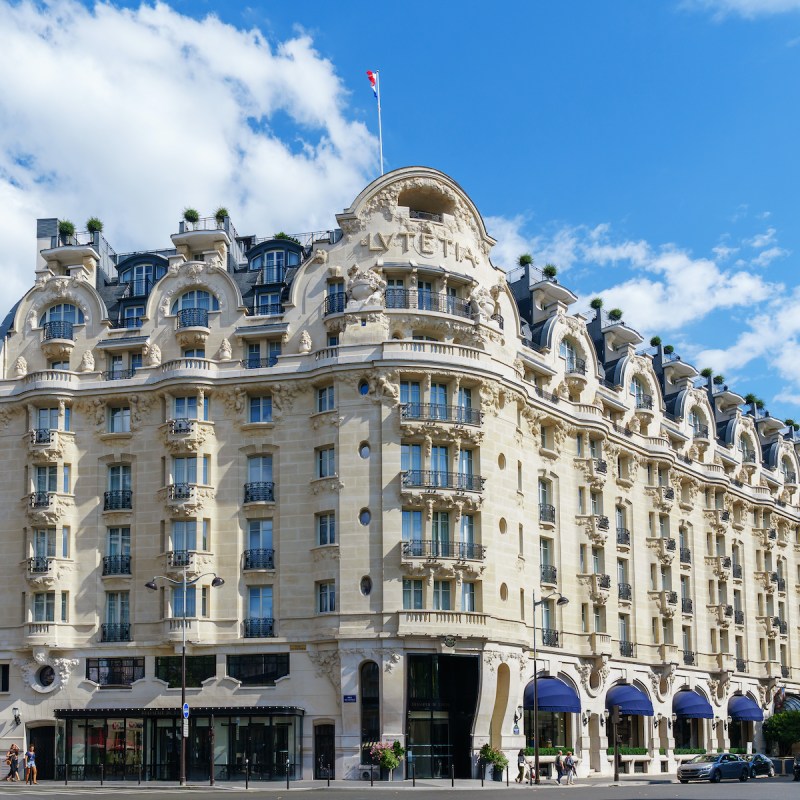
763 711 800 754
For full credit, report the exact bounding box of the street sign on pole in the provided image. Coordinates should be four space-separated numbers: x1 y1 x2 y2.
183 703 190 719
182 719 189 738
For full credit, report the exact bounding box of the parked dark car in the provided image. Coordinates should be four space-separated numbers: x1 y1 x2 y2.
744 753 775 778
677 753 750 783
793 754 800 781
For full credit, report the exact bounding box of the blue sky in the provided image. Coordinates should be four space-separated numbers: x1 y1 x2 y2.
1 0 800 414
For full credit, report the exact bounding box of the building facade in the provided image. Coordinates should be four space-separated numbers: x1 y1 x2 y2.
0 166 796 781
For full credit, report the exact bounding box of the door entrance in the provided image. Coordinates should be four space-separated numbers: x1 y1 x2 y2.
28 726 56 781
314 725 335 779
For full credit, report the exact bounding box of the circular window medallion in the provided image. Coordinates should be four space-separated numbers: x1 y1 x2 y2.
359 508 371 526
359 442 370 459
358 380 370 396
360 576 372 596
38 666 55 687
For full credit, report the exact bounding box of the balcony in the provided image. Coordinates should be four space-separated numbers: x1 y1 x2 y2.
683 650 696 666
648 536 677 563
168 483 196 501
616 527 630 547
736 658 747 673
243 617 275 638
399 403 483 427
619 640 635 658
540 564 558 585
634 394 654 419
29 491 54 509
176 308 208 329
581 572 611 604
705 554 731 579
385 288 474 321
777 576 786 592
167 550 194 568
782 665 791 679
243 481 275 503
681 597 693 614
103 490 132 511
101 368 136 381
243 548 275 570
593 458 608 474
397 610 488 638
692 425 710 440
124 278 153 298
170 418 194 435
101 623 131 643
401 540 486 562
679 547 692 565
30 428 53 445
323 294 346 316
618 582 632 601
102 555 131 576
734 609 744 625
710 603 734 626
28 556 52 574
249 302 283 317
650 590 678 617
565 357 587 376
541 628 561 648
401 470 485 493
732 563 742 579
43 320 75 341
539 504 556 526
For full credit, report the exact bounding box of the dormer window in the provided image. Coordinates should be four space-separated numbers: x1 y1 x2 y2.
119 262 166 297
40 303 84 327
559 337 584 374
249 247 300 279
630 376 652 410
688 407 707 437
738 435 755 464
171 290 219 314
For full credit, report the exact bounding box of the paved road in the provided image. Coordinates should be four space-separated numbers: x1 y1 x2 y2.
0 774 796 799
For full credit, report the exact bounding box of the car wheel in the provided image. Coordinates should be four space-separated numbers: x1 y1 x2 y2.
710 771 721 783
768 767 775 778
739 770 749 782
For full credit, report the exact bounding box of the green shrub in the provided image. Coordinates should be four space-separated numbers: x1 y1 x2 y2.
590 297 603 310
650 336 661 347
86 217 103 234
518 253 533 267
183 208 200 224
58 219 75 238
606 747 648 755
608 308 623 321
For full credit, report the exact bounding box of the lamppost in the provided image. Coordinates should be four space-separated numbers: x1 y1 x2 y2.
531 591 569 785
146 564 224 786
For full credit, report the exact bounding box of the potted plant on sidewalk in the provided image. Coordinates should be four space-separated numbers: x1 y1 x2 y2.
370 740 405 780
479 743 508 781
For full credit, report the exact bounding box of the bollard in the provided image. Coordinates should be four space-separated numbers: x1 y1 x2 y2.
327 762 331 788
64 764 68 786
506 764 509 786
370 763 374 786
412 760 415 788
245 758 249 790
138 763 142 785
451 763 454 788
286 757 290 791
100 763 104 786
480 758 484 787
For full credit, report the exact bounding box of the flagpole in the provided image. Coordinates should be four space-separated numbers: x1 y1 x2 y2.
375 70 384 176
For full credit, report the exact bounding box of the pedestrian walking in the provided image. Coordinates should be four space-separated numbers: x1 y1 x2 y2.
554 749 564 785
516 749 526 783
4 744 19 781
24 743 36 784
565 750 576 785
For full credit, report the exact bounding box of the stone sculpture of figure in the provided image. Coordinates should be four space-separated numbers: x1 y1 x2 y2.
79 350 95 372
299 330 312 354
144 342 161 367
217 338 232 361
469 284 496 318
14 356 27 377
346 265 386 307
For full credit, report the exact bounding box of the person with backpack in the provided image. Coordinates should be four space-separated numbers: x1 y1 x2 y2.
554 750 564 784
565 750 576 785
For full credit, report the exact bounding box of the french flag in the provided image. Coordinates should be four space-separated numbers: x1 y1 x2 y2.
366 70 378 98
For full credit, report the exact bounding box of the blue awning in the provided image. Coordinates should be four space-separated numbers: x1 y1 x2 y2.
523 677 581 713
606 684 654 716
672 690 713 719
729 695 763 722
781 694 800 712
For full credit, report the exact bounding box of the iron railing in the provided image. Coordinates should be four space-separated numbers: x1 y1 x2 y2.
596 573 611 589
681 597 693 614
401 540 486 560
385 288 473 320
736 658 747 672
170 418 194 434
102 555 131 575
666 591 678 605
594 458 607 474
243 356 280 369
43 320 74 341
595 515 610 530
683 651 695 665
102 369 136 381
249 303 283 316
29 491 53 508
566 358 586 375
541 629 560 647
123 278 153 297
619 640 635 658
409 209 442 222
104 490 132 510
734 609 745 625
244 481 275 502
401 470 485 492
692 425 709 439
616 528 630 546
400 403 483 426
782 666 790 678
167 550 192 567
176 308 209 328
31 428 53 444
323 294 346 315
28 556 51 573
636 394 653 410
680 547 692 564
243 548 275 570
618 582 632 601
101 623 131 642
541 564 558 584
167 483 194 500
243 618 275 638
539 503 556 523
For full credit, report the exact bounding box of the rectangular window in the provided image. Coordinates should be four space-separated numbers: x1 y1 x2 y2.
403 579 423 610
318 581 336 613
35 465 57 493
172 585 197 617
247 454 273 483
86 657 144 686
155 655 215 688
107 526 131 556
249 396 273 423
317 447 335 478
105 591 129 624
60 591 68 622
61 526 69 558
109 407 131 433
402 509 423 545
34 528 56 558
247 518 273 553
433 580 451 611
107 464 132 491
63 406 71 431
226 654 289 686
462 582 476 612
317 385 335 413
33 592 55 622
317 513 336 546
0 664 8 693
37 407 59 430
62 464 71 494
174 396 198 419
248 586 273 619
171 520 197 552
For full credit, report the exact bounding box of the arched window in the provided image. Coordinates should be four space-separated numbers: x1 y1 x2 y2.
559 338 583 374
687 407 705 437
738 435 755 463
171 290 220 314
119 262 166 295
630 376 651 410
781 457 796 483
39 303 84 327
360 661 380 759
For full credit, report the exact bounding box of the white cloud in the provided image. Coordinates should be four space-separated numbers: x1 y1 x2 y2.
684 0 800 18
0 0 377 292
712 243 739 261
752 245 789 267
747 227 777 248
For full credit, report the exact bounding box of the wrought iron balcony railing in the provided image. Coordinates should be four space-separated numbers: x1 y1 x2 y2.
28 556 51 573
594 458 607 474
167 550 193 568
401 470 485 492
635 394 653 410
102 555 131 575
616 527 630 546
595 515 610 530
243 617 275 638
541 564 558 584
102 369 136 381
782 665 790 678
401 540 486 561
541 628 560 647
618 582 632 601
104 490 133 510
31 428 53 444
167 483 194 501
43 320 74 341
249 303 283 316
736 658 747 672
683 650 696 665
539 503 556 523
385 288 473 320
101 623 131 642
681 597 693 614
596 573 611 589
692 425 709 439
243 548 275 570
619 640 635 658
244 356 280 369
566 357 587 375
323 294 346 315
30 491 54 508
169 418 194 435
680 547 692 564
734 609 745 625
176 308 209 328
244 481 275 503
400 403 483 426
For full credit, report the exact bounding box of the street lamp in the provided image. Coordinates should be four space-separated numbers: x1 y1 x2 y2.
146 565 224 786
531 591 569 784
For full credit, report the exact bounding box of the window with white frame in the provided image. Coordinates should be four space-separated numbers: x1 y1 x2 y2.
318 581 336 613
317 385 335 413
462 582 476 612
317 513 336 545
33 591 55 622
433 580 451 611
403 579 423 610
317 447 335 478
249 396 273 423
109 406 131 433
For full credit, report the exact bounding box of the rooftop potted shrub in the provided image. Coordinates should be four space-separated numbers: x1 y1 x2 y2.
86 217 103 234
713 374 725 387
542 263 558 281
589 297 603 311
650 336 661 347
274 231 302 245
608 308 624 322
58 219 75 245
214 207 229 228
518 253 533 268
700 367 713 379
663 344 674 355
183 208 200 230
